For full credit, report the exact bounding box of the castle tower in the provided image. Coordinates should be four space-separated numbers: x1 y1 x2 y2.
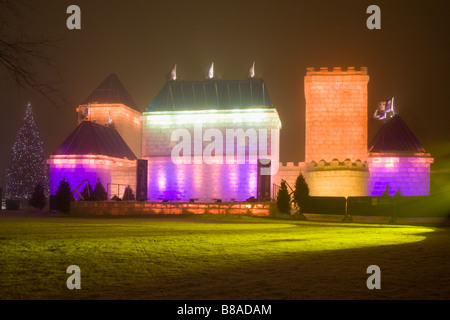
367 115 434 196
303 67 370 197
304 67 369 163
76 73 142 158
47 121 138 199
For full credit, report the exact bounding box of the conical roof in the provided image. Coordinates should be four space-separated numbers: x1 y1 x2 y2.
82 73 139 111
53 121 137 160
369 115 428 154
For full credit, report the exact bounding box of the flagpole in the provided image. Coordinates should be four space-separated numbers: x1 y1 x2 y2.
392 97 395 115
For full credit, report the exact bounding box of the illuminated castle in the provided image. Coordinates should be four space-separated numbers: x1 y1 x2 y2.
49 71 281 201
48 66 433 202
275 66 433 198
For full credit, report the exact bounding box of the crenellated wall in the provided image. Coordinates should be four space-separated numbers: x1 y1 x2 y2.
305 159 370 197
273 162 306 191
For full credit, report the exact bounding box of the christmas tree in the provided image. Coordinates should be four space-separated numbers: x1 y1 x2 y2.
6 104 49 200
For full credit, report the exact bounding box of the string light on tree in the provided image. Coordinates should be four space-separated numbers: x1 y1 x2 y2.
6 103 49 199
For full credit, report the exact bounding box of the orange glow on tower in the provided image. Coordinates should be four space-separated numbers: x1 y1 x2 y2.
304 67 369 163
76 74 142 158
303 67 370 197
77 103 142 158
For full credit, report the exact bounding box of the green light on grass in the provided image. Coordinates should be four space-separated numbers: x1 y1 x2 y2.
0 217 435 299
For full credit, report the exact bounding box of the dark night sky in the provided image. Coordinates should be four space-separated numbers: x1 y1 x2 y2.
1 0 449 189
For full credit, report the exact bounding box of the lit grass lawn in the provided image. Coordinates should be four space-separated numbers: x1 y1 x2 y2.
0 214 434 299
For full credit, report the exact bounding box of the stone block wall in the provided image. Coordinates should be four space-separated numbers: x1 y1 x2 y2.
304 159 370 197
145 157 258 202
110 160 138 198
141 109 281 159
48 155 137 199
70 201 276 217
368 155 434 196
48 155 112 197
141 109 281 201
304 67 369 163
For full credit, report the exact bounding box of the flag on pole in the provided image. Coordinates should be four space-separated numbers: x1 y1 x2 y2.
373 108 386 120
373 97 394 120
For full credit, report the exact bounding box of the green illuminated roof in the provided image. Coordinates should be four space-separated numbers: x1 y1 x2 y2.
146 78 273 112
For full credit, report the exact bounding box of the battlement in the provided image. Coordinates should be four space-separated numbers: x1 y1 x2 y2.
278 161 305 169
304 158 370 197
307 159 368 171
306 66 368 76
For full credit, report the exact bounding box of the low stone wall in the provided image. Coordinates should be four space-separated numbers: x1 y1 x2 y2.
70 201 276 217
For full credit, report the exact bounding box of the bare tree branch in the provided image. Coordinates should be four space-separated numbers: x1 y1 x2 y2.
0 0 69 109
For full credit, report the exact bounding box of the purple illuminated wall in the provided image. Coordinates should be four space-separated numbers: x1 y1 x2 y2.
368 156 433 196
48 161 111 199
146 157 257 201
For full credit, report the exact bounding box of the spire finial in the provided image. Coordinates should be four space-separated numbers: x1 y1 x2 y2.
208 62 214 79
170 64 177 81
249 61 255 78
